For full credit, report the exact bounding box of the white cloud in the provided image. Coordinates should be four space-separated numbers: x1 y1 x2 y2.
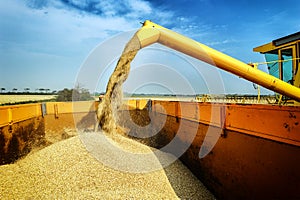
0 0 196 58
0 0 183 90
126 0 152 16
171 16 212 40
206 39 237 46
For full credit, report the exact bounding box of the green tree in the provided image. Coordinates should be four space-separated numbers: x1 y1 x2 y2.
0 88 5 93
38 88 45 93
56 88 72 101
24 88 30 93
56 86 94 102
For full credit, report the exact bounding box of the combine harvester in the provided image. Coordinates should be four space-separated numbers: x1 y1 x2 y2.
0 21 299 199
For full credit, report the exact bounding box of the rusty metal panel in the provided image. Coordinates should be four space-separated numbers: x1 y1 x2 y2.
45 102 54 114
0 107 10 127
146 100 300 146
55 102 73 114
153 101 177 116
180 102 199 121
125 99 137 109
153 101 223 127
137 99 148 110
0 104 42 127
45 102 72 114
225 104 300 146
124 99 148 110
72 101 96 113
198 104 212 124
10 104 41 123
46 101 97 115
198 103 221 127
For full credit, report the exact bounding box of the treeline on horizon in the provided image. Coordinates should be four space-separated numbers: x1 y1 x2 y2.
0 86 95 105
123 92 275 98
0 88 275 98
0 87 56 95
0 86 276 106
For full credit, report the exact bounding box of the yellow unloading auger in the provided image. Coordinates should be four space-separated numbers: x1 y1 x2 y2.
135 20 300 102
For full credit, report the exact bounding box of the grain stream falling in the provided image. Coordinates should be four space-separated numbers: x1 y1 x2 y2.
96 34 140 133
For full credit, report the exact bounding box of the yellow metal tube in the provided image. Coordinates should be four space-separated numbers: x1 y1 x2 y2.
136 20 300 102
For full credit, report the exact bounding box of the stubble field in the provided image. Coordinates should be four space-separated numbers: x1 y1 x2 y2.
0 95 57 105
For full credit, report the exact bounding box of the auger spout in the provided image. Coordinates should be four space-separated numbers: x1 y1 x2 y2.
135 20 300 102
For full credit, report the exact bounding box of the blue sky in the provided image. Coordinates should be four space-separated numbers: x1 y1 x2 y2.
1 0 300 94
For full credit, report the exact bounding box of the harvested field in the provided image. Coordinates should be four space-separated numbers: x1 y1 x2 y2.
0 131 215 199
0 95 56 105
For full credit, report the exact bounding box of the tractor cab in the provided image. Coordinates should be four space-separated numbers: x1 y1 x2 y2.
254 32 300 104
254 32 300 88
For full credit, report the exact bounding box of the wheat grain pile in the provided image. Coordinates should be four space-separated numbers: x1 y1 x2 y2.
0 132 214 199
